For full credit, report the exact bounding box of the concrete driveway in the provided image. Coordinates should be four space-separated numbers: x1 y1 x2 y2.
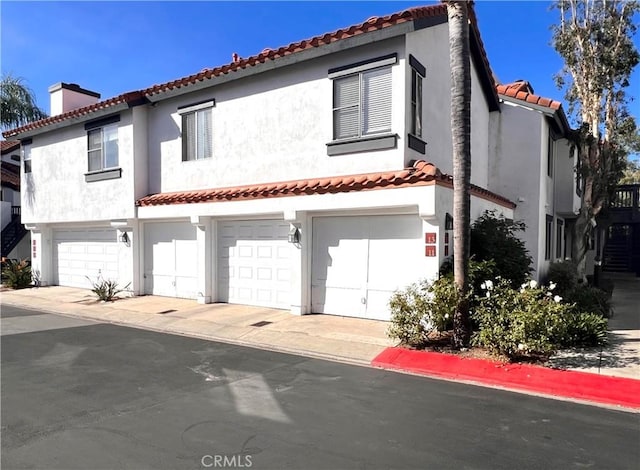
0 286 394 364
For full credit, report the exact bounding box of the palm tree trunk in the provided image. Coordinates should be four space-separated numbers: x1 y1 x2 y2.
446 0 472 348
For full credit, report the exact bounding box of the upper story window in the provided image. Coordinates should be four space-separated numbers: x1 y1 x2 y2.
85 115 120 173
179 100 214 161
408 54 426 154
409 55 425 138
326 54 398 156
329 54 397 141
22 139 32 174
332 67 392 140
88 124 118 172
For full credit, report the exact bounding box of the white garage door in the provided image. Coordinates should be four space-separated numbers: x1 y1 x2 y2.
217 220 291 309
144 222 198 298
311 215 424 321
53 228 119 289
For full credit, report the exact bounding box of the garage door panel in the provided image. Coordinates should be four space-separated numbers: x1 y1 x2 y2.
53 228 119 289
364 290 397 321
312 215 422 320
257 246 272 258
217 220 290 309
238 245 253 257
175 239 198 275
144 222 197 299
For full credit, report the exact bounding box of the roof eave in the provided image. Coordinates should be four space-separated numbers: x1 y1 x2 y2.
3 101 132 140
499 94 572 136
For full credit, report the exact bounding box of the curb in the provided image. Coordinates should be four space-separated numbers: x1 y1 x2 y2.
372 347 640 410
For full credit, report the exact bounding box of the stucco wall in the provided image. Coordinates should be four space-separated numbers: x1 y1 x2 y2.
554 139 580 216
488 101 544 279
21 112 137 224
147 38 408 194
405 22 492 188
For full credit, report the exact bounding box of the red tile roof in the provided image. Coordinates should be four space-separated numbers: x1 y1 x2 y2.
2 92 146 138
496 82 562 110
1 161 20 190
4 3 498 138
136 160 515 209
1 140 20 154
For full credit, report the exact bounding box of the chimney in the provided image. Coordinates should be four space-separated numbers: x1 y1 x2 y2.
48 82 101 116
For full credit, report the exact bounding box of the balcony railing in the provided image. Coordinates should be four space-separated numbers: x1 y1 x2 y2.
610 184 639 210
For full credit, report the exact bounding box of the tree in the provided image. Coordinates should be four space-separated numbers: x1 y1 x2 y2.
620 158 640 184
552 0 640 278
445 0 472 348
1 74 47 130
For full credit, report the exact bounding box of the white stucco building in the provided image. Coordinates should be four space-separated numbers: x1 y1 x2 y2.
3 4 579 320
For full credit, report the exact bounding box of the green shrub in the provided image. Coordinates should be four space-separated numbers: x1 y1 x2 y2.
388 277 459 347
553 311 608 348
471 279 608 360
428 276 459 332
565 285 611 318
388 280 431 347
86 276 130 302
547 260 578 296
472 279 560 358
1 259 32 289
440 258 497 299
470 211 532 287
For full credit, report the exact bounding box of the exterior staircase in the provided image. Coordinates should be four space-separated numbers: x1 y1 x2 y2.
1 207 28 258
603 229 631 272
601 185 640 275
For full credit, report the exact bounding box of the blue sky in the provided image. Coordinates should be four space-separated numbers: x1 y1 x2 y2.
1 1 638 129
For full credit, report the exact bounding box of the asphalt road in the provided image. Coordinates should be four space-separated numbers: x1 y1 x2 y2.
1 304 638 470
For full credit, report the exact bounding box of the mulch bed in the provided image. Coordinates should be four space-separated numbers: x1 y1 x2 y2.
404 331 551 366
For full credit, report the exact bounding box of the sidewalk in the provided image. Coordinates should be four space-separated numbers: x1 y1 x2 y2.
1 277 639 410
0 286 393 365
547 273 640 380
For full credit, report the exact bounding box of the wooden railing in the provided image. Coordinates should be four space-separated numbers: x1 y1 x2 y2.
610 185 639 210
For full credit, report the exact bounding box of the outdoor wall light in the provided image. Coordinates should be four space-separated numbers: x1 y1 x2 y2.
445 213 454 230
120 232 129 244
288 226 300 244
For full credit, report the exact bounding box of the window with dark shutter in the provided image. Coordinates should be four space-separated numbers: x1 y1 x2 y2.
331 61 393 140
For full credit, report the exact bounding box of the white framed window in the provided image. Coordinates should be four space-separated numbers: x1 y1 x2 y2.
22 140 32 174
180 101 213 161
556 219 564 259
410 68 423 138
332 65 393 140
88 123 119 172
545 215 553 260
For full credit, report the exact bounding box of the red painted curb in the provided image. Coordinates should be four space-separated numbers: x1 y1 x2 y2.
372 347 640 409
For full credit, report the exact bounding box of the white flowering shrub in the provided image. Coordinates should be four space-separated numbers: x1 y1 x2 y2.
388 277 459 347
388 280 432 347
472 279 608 359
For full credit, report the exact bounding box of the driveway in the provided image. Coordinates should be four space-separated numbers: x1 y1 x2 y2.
2 306 638 470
